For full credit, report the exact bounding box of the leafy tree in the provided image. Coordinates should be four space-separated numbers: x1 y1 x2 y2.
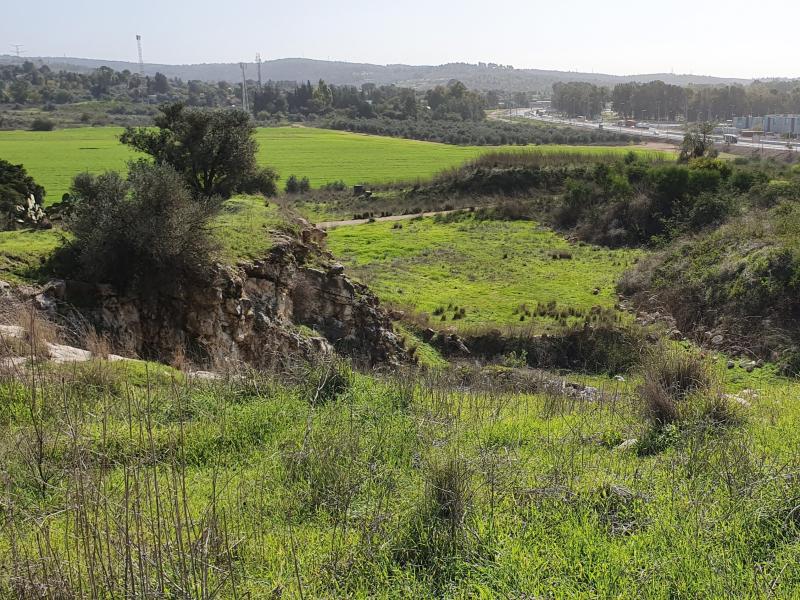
89 66 115 99
153 72 170 94
9 79 30 104
120 102 278 199
679 122 717 163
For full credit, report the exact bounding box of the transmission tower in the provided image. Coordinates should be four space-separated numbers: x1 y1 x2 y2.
135 35 144 76
239 62 249 113
256 53 262 90
11 44 24 58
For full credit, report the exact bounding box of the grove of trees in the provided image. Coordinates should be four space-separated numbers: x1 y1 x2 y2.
552 79 800 122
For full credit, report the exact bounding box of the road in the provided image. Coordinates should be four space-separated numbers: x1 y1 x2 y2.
317 207 466 230
509 111 800 154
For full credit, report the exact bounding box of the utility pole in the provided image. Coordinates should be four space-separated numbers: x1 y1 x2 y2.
239 62 249 113
256 53 262 90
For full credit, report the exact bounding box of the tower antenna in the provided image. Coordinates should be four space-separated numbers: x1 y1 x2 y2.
135 35 144 76
239 62 249 113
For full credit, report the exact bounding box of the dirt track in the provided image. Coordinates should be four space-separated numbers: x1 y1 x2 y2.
317 208 464 230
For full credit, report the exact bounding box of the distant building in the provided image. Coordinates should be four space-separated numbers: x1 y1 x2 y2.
734 115 800 136
764 115 800 136
733 116 764 130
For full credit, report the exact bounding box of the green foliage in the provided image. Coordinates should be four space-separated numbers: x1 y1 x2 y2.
0 158 45 218
284 174 310 194
29 117 55 131
120 102 277 199
59 161 218 292
325 115 633 145
623 202 800 371
552 81 607 118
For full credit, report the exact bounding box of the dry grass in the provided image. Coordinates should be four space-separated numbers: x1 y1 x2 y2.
639 348 712 426
0 300 57 360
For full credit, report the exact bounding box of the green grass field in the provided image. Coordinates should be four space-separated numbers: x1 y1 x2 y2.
2 353 799 597
327 214 640 331
0 126 667 204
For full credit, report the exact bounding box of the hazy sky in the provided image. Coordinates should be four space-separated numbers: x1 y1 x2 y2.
3 0 799 78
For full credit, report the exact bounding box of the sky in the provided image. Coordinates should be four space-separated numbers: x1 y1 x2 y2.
2 0 799 78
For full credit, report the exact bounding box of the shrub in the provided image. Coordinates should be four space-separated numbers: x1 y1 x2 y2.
397 454 477 570
687 193 733 229
285 175 300 194
305 358 354 404
0 159 46 229
60 161 219 294
30 117 55 131
239 166 279 197
638 348 711 427
322 179 346 192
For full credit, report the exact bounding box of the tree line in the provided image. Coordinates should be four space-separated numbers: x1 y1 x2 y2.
0 62 489 123
552 79 800 121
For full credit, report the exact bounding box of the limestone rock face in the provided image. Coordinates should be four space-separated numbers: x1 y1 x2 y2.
42 224 405 368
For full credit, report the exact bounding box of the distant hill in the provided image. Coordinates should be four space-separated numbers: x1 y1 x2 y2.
0 55 753 92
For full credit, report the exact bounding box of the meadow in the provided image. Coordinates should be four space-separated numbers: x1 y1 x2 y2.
1 348 799 597
327 214 640 331
0 126 667 203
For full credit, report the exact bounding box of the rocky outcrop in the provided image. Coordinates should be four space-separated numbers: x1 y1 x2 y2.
39 223 406 368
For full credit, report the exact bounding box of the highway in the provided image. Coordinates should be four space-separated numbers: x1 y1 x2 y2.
510 111 800 154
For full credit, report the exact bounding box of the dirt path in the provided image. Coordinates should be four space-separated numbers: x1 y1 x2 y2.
317 208 466 230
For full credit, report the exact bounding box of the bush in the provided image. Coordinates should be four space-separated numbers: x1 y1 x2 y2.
638 348 711 427
60 161 219 293
285 175 299 194
30 117 55 131
304 358 354 404
239 166 279 197
688 193 733 229
0 159 45 229
284 175 311 194
322 179 346 192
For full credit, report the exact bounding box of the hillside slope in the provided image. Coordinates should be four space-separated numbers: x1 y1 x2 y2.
0 55 752 91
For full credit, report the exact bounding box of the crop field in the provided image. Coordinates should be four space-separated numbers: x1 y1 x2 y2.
0 126 668 204
327 214 640 331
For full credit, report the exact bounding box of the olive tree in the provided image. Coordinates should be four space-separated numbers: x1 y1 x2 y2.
120 102 278 200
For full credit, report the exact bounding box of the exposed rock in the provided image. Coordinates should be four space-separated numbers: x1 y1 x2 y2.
47 343 92 363
615 438 638 451
41 223 406 368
